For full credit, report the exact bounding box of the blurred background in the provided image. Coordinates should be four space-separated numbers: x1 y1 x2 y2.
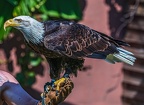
0 0 144 105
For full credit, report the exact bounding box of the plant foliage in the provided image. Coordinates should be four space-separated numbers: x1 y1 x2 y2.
0 0 82 86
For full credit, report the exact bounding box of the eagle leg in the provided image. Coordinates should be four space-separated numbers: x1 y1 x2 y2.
52 68 71 94
63 68 72 78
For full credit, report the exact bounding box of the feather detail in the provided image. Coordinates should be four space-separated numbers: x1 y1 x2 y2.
106 47 136 65
43 20 136 65
13 16 45 44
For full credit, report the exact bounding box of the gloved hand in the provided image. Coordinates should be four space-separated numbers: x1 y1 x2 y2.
37 78 74 105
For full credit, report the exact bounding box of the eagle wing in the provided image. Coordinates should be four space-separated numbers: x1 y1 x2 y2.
43 20 128 58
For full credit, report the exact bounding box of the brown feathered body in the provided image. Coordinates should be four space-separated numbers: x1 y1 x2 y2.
26 20 130 80
4 16 136 80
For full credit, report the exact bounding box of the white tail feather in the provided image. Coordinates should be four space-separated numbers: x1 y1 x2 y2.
106 48 136 65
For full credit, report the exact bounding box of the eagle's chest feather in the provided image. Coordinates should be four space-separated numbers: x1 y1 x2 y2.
27 42 62 58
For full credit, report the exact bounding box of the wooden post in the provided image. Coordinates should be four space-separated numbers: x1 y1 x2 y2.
122 0 144 105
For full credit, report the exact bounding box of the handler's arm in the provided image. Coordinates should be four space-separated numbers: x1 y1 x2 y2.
0 70 38 105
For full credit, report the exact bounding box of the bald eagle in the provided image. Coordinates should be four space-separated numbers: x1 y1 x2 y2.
4 16 136 87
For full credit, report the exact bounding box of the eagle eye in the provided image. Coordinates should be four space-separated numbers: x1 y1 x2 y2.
15 19 22 23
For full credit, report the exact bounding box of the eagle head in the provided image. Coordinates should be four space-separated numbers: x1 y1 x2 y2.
4 16 44 44
4 16 37 30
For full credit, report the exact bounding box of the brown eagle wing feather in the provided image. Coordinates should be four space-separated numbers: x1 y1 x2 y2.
43 21 120 58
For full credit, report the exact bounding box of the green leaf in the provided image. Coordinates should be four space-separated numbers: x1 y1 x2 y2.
27 71 35 77
26 76 36 86
30 57 42 66
16 72 26 85
7 0 18 6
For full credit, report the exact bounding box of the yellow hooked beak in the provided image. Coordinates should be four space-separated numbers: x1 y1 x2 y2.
4 19 20 31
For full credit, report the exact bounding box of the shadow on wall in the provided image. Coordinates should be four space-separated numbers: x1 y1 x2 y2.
105 0 128 39
79 0 87 16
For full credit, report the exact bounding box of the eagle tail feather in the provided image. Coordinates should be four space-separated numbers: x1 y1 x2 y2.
106 48 136 65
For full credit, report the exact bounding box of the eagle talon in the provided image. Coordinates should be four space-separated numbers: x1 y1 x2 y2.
44 79 56 92
44 82 50 92
63 74 70 78
55 90 59 96
51 79 56 89
54 77 67 92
